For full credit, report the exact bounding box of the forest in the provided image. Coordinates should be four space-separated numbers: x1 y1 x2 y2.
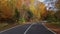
0 0 60 34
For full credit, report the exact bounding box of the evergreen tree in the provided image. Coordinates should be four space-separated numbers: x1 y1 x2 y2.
27 9 33 19
14 8 20 22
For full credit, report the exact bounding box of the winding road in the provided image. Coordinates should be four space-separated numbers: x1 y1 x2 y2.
0 23 56 34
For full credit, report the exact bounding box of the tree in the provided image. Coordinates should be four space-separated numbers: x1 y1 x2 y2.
0 0 16 18
14 8 20 22
26 9 34 21
54 0 60 22
27 10 33 18
44 11 55 22
55 11 60 22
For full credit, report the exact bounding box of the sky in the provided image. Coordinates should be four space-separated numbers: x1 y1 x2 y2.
37 0 57 11
38 0 45 2
5 0 58 11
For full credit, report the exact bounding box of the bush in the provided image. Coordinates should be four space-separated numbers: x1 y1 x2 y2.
55 11 60 22
19 17 26 22
45 12 58 22
44 11 60 27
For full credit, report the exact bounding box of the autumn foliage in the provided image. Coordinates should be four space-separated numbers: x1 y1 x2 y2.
0 0 60 23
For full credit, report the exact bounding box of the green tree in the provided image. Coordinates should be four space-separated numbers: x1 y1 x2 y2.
14 8 20 22
55 11 60 22
45 11 58 22
27 10 33 18
26 9 34 21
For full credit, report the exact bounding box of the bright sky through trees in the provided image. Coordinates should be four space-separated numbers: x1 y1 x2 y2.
37 0 57 11
38 0 45 2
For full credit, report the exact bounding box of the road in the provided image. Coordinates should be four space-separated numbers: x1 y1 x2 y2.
0 23 56 34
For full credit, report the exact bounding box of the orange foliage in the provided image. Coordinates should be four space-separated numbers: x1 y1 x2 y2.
0 0 47 20
37 2 47 16
0 0 15 18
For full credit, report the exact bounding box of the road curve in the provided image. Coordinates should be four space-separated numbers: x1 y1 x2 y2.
0 23 56 34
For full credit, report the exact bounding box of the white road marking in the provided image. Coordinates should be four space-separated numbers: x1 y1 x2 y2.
0 22 32 33
42 23 56 34
0 25 22 33
0 22 56 34
24 23 36 34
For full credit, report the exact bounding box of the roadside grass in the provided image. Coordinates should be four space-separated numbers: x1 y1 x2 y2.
0 22 18 31
0 23 8 28
48 22 60 28
0 17 26 31
44 22 60 34
0 20 27 31
0 22 8 31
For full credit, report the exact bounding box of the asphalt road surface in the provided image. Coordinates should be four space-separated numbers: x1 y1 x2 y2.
0 23 56 34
